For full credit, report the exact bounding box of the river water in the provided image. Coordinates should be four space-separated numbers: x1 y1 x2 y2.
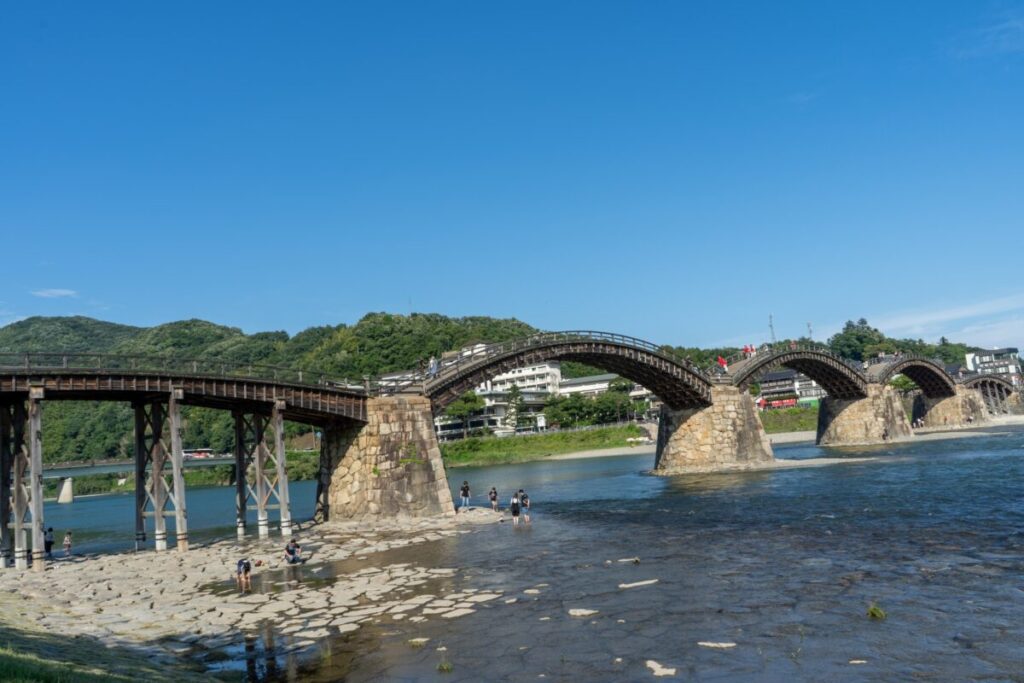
44 427 1024 680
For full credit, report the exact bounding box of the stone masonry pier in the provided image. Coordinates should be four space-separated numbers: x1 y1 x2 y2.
654 385 774 473
817 384 912 446
319 396 454 521
913 385 988 428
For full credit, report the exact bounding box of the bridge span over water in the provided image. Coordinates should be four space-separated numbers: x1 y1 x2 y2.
1 336 1018 570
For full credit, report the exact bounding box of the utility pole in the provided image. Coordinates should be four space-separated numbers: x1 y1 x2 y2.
807 322 813 340
769 314 777 344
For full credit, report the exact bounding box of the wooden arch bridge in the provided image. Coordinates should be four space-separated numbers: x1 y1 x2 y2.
1 334 1018 570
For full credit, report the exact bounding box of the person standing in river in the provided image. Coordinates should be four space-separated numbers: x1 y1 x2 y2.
43 528 55 559
459 481 471 512
488 487 498 512
509 491 521 526
520 489 531 524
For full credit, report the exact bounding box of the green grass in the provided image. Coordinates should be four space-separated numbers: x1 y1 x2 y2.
440 424 647 467
759 407 819 434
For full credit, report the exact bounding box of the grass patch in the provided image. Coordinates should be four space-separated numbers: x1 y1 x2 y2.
441 424 647 467
759 407 818 434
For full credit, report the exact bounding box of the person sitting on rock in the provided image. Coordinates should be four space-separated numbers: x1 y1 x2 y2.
284 539 303 564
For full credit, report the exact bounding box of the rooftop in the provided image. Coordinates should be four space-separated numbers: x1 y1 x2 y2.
559 373 619 387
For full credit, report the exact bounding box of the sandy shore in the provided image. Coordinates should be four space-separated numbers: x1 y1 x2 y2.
0 513 503 677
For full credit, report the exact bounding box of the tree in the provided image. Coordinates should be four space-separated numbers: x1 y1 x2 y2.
608 378 633 394
445 392 486 439
505 385 525 429
827 319 887 361
889 375 918 395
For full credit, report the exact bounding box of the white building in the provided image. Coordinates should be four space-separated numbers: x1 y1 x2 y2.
434 362 561 439
557 373 618 397
965 348 1021 386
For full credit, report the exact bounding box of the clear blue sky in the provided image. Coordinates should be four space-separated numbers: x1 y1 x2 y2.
3 2 1022 349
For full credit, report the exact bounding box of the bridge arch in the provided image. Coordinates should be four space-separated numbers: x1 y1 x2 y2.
868 356 957 398
423 332 713 412
726 346 869 400
961 374 1016 393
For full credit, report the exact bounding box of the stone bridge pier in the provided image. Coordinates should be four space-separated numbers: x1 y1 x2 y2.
317 396 454 521
817 384 912 446
654 386 774 474
912 385 987 428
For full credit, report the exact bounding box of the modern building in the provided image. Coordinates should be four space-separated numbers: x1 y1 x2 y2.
964 348 1021 386
757 368 826 408
434 362 560 440
557 373 618 397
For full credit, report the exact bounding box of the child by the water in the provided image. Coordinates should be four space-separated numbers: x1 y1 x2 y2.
62 531 72 557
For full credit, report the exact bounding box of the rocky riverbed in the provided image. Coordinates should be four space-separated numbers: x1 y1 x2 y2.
0 510 504 677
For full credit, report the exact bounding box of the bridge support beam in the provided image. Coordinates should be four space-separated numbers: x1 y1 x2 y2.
653 386 774 474
321 396 453 520
0 405 10 568
817 384 911 446
1 394 45 570
233 404 292 539
134 391 189 552
913 385 987 428
1 399 31 569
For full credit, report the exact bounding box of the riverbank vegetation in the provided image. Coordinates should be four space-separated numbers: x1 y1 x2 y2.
759 406 818 433
440 424 647 467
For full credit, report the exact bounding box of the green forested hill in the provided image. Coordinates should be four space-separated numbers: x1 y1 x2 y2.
0 313 538 461
0 316 142 353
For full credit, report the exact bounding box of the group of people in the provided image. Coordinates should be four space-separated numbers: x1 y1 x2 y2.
459 481 533 526
42 528 73 559
234 538 305 592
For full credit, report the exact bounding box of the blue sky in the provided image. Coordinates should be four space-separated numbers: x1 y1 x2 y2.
2 2 1022 349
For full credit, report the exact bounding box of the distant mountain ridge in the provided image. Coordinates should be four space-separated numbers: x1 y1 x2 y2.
0 313 538 378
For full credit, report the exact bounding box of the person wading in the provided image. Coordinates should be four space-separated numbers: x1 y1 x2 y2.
520 489 531 524
509 492 521 526
488 487 498 512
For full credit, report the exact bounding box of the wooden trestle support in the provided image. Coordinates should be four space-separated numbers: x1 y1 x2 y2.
233 401 292 540
0 389 46 570
134 390 190 552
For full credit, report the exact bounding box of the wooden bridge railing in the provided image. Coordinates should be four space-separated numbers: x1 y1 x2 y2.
0 352 366 392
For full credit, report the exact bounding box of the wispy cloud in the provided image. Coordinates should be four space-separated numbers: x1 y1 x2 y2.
955 14 1024 58
869 293 1024 336
31 288 78 299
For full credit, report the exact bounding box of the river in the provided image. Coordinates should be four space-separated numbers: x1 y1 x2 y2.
42 426 1024 680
